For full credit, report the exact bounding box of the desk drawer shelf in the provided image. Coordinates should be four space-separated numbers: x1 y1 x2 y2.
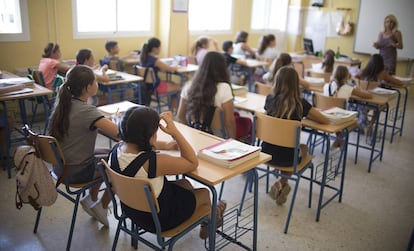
205 196 255 251
314 150 343 184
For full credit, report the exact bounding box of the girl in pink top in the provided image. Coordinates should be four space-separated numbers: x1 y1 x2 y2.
38 43 70 89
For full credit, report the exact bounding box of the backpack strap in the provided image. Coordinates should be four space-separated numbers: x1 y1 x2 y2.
110 143 157 178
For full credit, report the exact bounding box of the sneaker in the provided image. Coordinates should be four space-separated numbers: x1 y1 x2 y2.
268 181 282 201
80 194 96 218
276 184 291 205
91 200 109 227
199 200 227 240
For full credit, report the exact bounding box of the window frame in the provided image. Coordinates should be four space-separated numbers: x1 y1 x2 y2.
0 0 30 42
71 0 154 39
188 0 234 35
250 0 288 33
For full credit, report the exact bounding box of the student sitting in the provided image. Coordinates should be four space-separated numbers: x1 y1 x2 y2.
178 51 237 139
233 30 256 58
101 40 125 71
222 40 252 86
262 66 328 205
323 65 372 148
110 107 226 239
139 37 181 111
256 34 278 60
38 42 70 89
263 53 310 90
76 48 110 83
191 36 219 65
355 53 403 137
48 65 119 227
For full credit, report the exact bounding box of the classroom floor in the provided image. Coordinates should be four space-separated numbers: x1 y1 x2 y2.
1 96 413 251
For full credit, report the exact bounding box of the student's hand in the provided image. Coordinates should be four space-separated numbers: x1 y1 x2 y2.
159 111 178 136
373 42 380 49
101 65 109 73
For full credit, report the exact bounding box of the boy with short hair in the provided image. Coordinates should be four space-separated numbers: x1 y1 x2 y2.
222 40 252 88
101 40 125 71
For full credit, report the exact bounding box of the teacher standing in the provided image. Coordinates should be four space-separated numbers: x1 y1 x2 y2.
373 14 403 75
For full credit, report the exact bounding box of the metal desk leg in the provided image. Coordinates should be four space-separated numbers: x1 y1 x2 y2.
399 87 408 136
252 168 258 251
390 89 401 143
379 104 388 161
316 134 330 222
339 128 350 202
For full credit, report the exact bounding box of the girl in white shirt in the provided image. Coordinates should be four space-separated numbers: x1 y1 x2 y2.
178 51 236 139
256 34 278 60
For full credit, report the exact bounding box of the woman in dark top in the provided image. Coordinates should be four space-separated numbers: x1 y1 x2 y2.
262 66 328 205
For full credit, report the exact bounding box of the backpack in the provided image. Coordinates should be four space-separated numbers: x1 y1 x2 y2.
14 145 58 210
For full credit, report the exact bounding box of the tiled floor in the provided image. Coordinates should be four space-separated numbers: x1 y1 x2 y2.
1 97 413 251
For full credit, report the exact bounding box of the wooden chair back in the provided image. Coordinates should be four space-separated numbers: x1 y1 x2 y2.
314 93 346 110
255 82 272 95
32 70 47 86
309 71 332 83
102 160 159 213
210 107 226 138
134 65 156 85
254 112 301 149
23 125 65 167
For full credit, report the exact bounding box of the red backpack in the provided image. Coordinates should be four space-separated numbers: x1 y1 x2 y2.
234 111 252 144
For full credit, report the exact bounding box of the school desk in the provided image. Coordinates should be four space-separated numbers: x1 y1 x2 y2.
0 75 52 178
99 70 143 104
302 118 357 222
164 63 199 86
349 93 396 173
233 91 360 221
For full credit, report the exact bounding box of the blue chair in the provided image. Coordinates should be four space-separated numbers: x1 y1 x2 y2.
240 112 314 233
22 125 103 251
100 159 210 251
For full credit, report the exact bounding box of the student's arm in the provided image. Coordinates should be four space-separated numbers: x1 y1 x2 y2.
155 58 179 72
177 97 188 124
236 58 248 67
56 62 71 73
222 100 236 139
352 86 372 99
153 140 178 150
241 43 256 57
307 108 329 124
299 77 310 90
378 71 404 87
373 32 382 49
394 30 403 49
94 117 119 139
156 112 198 176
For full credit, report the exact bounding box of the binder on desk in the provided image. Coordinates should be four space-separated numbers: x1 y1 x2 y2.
198 139 261 168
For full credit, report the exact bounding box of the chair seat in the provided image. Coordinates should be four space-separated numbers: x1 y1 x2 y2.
268 154 313 173
161 204 210 237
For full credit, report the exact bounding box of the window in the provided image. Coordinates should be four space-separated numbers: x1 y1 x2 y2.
72 0 153 39
250 0 288 31
189 0 233 33
0 0 30 42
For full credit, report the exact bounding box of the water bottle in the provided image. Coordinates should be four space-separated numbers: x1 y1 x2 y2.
335 47 341 59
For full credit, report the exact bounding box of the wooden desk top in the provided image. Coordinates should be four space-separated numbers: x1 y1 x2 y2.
176 64 199 73
0 70 19 79
157 122 271 185
234 92 266 113
350 93 396 105
0 83 52 102
302 118 357 133
245 59 269 68
100 71 143 86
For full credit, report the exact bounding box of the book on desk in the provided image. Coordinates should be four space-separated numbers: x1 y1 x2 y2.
368 87 398 95
321 107 358 125
198 138 261 168
0 77 35 95
231 84 248 96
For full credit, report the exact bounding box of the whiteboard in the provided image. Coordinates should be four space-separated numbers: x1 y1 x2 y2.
354 0 414 59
